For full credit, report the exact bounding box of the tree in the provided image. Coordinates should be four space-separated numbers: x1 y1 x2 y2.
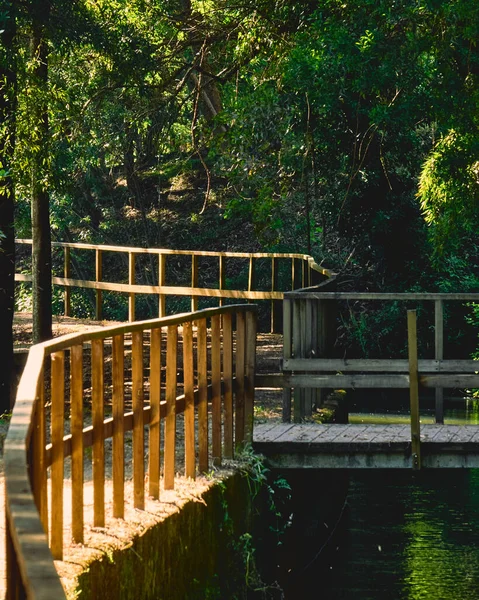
0 0 16 411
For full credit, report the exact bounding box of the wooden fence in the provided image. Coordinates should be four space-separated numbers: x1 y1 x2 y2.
5 305 257 598
14 240 331 331
256 288 479 423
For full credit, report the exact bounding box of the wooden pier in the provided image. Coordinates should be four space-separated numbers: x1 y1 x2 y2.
253 423 479 469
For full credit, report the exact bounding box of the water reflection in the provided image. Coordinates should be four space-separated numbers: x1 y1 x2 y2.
274 401 479 599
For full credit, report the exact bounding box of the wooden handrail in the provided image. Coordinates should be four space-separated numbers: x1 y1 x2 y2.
282 288 479 423
14 240 332 329
5 305 258 598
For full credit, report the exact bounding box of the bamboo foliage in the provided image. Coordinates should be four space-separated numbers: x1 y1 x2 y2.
5 305 258 598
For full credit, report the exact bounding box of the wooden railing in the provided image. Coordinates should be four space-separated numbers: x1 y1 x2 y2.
5 305 257 598
256 288 479 423
14 240 331 331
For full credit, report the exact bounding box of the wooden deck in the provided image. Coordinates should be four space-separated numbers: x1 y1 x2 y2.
253 423 479 469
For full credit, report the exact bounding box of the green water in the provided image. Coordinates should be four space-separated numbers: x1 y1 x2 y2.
278 401 479 599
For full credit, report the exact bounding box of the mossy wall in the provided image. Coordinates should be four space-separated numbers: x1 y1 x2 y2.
74 473 255 600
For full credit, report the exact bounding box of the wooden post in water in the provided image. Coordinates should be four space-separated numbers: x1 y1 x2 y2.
435 299 444 424
408 310 421 470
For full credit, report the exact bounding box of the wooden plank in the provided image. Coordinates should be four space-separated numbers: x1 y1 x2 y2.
158 254 166 317
132 330 145 509
256 423 297 442
282 358 479 373
235 312 246 448
51 351 65 560
183 322 195 479
408 310 421 469
282 299 292 422
149 327 162 498
70 344 84 543
244 310 257 443
164 325 178 490
112 334 125 518
257 373 411 389
92 338 105 527
197 319 208 472
95 248 103 320
211 315 222 464
223 313 234 459
304 300 313 416
191 254 198 312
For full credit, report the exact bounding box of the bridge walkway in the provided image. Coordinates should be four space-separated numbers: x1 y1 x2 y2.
253 423 479 469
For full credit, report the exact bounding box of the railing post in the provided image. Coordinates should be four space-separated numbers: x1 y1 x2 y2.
282 299 292 422
112 333 125 517
197 318 208 472
164 326 177 490
435 299 444 424
248 256 256 299
158 253 166 317
132 331 145 506
191 254 198 312
128 251 135 322
64 246 71 317
245 310 257 444
95 248 103 320
408 310 421 470
211 315 222 464
51 351 65 560
71 344 84 542
92 339 105 527
219 254 225 308
271 257 282 333
149 327 162 496
235 312 246 448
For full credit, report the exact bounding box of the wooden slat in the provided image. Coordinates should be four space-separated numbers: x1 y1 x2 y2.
282 299 292 423
95 248 103 320
64 246 71 317
211 315 222 464
248 256 255 292
50 351 65 560
92 338 105 527
191 255 198 312
408 311 421 470
219 255 226 308
31 372 48 536
197 318 209 472
235 312 246 448
158 254 166 317
256 373 411 388
112 334 125 518
149 327 162 498
128 252 136 322
223 313 234 458
132 331 144 509
164 325 178 490
244 311 257 443
183 322 195 478
70 344 84 543
293 300 302 422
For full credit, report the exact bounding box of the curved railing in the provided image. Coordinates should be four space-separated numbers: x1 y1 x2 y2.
5 305 257 598
15 240 332 329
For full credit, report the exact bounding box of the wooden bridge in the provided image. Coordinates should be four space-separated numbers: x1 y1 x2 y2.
6 241 479 597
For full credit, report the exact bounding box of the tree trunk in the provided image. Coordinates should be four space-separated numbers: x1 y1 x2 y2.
31 0 52 344
0 0 16 411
